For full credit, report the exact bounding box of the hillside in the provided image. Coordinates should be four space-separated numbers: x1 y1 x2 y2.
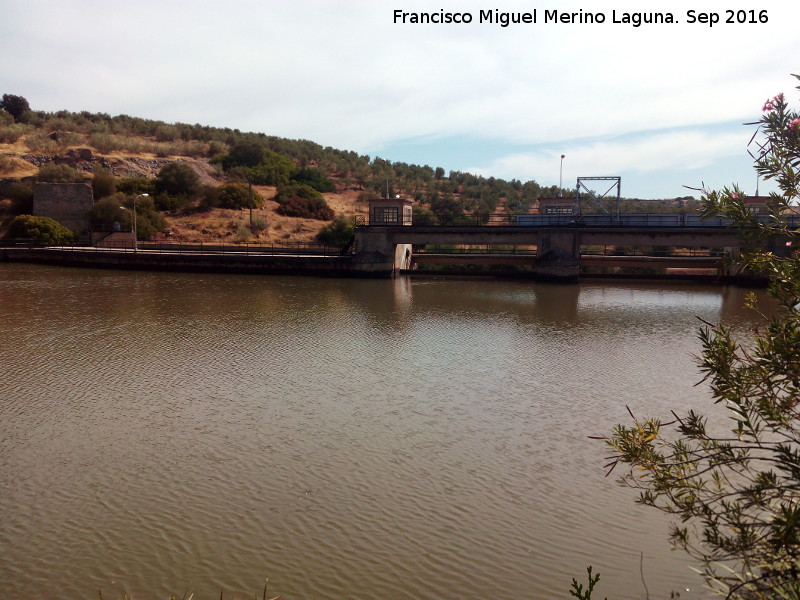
0 97 694 244
0 133 368 244
0 97 578 244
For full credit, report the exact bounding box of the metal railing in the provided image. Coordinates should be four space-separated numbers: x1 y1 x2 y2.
413 244 724 258
356 212 800 228
1 239 342 256
415 244 537 254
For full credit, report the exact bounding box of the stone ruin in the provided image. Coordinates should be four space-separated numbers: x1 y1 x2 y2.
33 182 94 235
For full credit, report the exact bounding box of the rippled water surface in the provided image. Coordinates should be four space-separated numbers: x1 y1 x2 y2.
0 264 765 599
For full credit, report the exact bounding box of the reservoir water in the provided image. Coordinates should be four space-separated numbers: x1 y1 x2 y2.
0 264 762 599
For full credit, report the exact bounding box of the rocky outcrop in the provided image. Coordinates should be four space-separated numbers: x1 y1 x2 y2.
16 151 220 184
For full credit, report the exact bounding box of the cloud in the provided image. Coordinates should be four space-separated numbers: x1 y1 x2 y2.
467 128 748 183
0 0 798 197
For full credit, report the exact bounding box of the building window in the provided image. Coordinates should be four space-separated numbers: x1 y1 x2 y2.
544 206 574 215
375 207 399 224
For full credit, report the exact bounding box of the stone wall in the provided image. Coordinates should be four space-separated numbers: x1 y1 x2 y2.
33 182 94 234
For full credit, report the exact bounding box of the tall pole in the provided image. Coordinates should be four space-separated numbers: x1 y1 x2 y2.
559 154 565 197
247 175 253 228
134 193 148 253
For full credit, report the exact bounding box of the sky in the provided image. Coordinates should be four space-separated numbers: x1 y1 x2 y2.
1 0 798 199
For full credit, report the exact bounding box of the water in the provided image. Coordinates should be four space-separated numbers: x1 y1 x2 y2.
0 264 764 599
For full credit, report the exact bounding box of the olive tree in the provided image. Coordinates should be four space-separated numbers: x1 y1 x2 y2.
604 76 800 599
217 183 263 210
0 93 30 122
155 162 201 197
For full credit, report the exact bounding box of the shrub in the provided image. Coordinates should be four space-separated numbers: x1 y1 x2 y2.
0 123 30 143
291 166 335 192
4 214 74 244
233 224 252 242
226 140 265 167
154 124 179 142
155 162 201 197
116 177 155 196
316 215 354 247
247 150 294 186
276 197 334 220
217 183 263 210
91 167 116 199
250 215 268 233
177 140 209 158
412 205 438 225
121 194 166 240
153 192 187 212
88 132 122 154
6 180 34 212
89 194 128 228
199 185 221 211
35 164 86 183
44 131 83 147
604 76 800 599
274 183 333 220
23 131 60 153
206 140 228 158
153 143 174 158
274 182 324 204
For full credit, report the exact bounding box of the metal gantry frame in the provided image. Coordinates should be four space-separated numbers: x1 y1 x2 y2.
575 177 621 222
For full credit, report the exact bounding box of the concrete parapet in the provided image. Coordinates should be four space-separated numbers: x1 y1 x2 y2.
0 248 354 276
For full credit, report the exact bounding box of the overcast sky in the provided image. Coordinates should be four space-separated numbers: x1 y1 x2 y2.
2 0 798 198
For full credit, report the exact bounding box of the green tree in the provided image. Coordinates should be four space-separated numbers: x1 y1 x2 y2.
227 140 265 167
217 183 263 210
604 76 800 599
91 167 116 199
123 194 167 240
89 195 128 228
316 215 355 247
116 177 155 196
0 94 31 122
412 204 438 226
291 166 335 192
3 214 74 244
155 162 201 197
250 150 294 186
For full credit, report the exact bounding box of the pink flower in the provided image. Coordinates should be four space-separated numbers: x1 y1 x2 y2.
732 193 739 198
790 118 800 131
762 99 775 111
786 241 793 247
774 93 785 103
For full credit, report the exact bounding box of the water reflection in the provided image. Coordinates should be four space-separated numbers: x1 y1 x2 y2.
0 264 769 600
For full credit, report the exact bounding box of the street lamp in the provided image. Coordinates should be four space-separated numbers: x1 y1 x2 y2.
559 154 565 197
120 193 147 252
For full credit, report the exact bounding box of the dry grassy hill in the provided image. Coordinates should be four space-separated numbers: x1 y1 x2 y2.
0 132 368 244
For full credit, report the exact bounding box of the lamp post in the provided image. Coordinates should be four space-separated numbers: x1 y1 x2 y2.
559 154 565 197
120 193 147 252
